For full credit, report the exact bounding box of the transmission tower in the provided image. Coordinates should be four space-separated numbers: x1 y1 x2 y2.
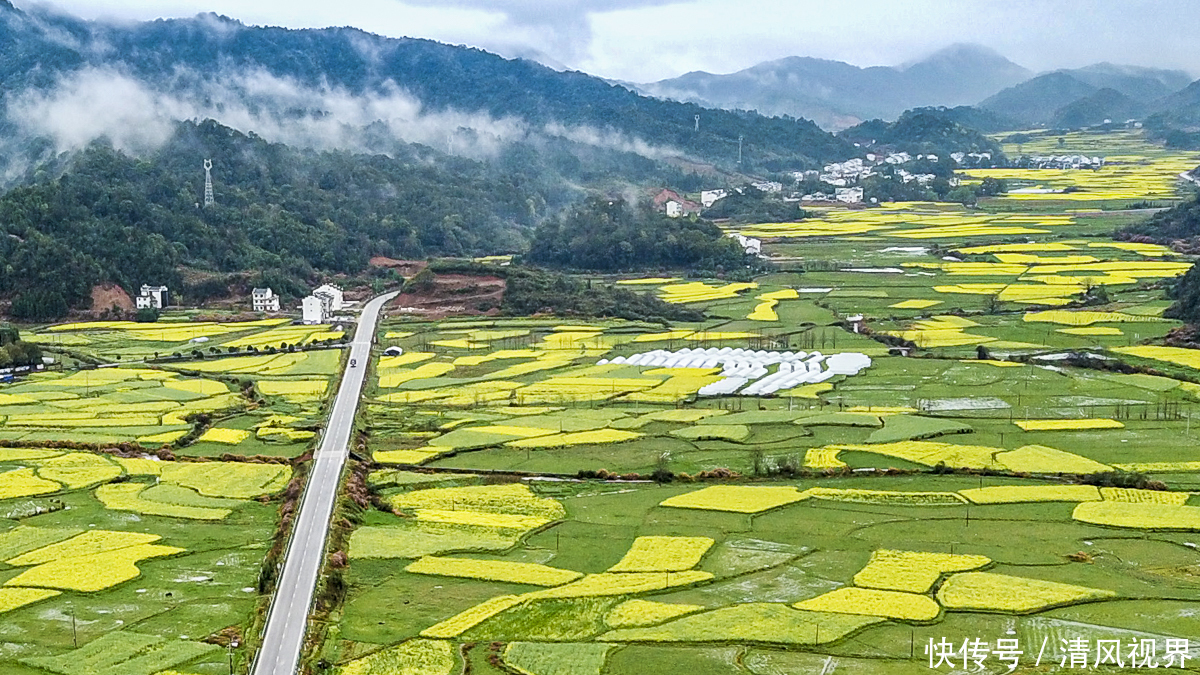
203 159 215 208
694 114 700 132
737 135 744 165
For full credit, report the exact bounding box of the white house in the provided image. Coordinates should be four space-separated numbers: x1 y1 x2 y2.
665 200 685 218
301 295 329 325
313 284 345 311
252 287 280 313
136 285 170 310
728 233 762 256
835 187 864 204
750 181 783 194
700 189 727 208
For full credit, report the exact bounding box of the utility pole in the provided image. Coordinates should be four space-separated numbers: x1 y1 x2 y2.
203 159 215 208
738 135 744 165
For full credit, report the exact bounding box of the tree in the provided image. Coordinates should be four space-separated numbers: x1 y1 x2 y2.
526 197 750 272
136 307 160 323
9 291 69 322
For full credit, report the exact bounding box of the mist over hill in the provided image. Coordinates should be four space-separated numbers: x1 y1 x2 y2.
0 1 858 184
633 44 1031 130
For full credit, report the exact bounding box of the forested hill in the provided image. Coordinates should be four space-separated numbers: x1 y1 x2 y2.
1118 194 1200 248
0 120 558 316
1118 195 1200 323
839 108 1005 157
0 3 854 172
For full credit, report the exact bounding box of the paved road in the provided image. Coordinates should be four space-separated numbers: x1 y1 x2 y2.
252 292 398 675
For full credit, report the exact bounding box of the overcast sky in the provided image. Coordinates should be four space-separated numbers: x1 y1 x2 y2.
19 0 1200 82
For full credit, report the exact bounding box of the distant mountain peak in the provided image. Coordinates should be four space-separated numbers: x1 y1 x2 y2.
636 43 1031 130
903 43 1022 70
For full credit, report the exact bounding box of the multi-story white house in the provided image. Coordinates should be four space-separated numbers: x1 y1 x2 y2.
700 189 727 208
301 295 330 325
252 287 280 313
835 187 864 204
136 285 170 310
313 284 344 311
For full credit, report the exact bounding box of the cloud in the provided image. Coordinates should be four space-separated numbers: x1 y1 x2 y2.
3 65 680 167
394 0 683 65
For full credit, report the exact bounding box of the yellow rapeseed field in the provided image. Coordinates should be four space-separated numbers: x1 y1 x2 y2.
7 531 161 565
615 277 680 285
256 379 329 398
405 556 582 586
1014 418 1124 431
196 427 251 445
1099 488 1190 505
420 595 525 638
853 550 991 593
889 299 942 309
936 572 1115 613
525 571 714 599
959 485 1102 504
659 485 808 513
993 445 1112 474
0 468 61 500
1113 461 1200 473
1024 310 1170 326
608 536 715 572
389 484 566 522
338 639 456 675
5 543 183 592
95 483 233 521
794 587 940 621
804 487 966 506
379 363 457 388
657 282 758 304
1072 501 1200 530
157 462 292 498
0 587 60 615
604 599 704 628
803 447 847 470
824 441 1000 470
1114 345 1200 370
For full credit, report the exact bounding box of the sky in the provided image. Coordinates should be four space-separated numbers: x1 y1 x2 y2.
17 0 1200 82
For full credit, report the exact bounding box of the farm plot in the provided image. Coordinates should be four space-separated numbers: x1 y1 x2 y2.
362 330 1200 477
0 450 291 673
325 473 1198 673
0 367 242 446
164 349 342 456
29 318 306 361
340 131 1200 673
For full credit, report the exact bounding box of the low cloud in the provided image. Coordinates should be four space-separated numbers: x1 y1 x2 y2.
4 65 680 167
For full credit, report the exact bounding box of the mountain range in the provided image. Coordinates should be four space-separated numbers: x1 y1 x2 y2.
979 64 1195 127
634 44 1032 130
634 46 1198 132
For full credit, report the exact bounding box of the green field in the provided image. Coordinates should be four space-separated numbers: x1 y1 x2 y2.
318 130 1200 674
0 321 345 673
0 450 292 674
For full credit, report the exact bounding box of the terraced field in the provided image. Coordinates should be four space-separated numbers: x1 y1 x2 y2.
321 130 1200 674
